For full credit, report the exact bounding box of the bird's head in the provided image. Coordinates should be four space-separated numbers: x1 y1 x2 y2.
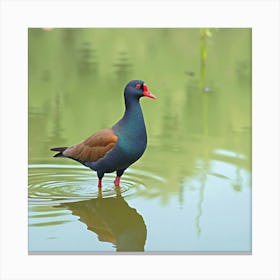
124 80 156 100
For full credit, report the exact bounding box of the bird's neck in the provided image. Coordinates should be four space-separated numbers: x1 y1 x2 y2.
114 98 146 136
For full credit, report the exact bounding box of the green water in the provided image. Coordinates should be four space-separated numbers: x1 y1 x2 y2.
28 28 251 253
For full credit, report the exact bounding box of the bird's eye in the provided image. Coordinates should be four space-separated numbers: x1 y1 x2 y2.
135 83 141 90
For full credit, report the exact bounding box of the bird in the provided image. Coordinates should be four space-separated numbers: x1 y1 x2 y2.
50 80 156 188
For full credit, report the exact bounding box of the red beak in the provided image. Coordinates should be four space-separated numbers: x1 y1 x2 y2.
143 84 156 99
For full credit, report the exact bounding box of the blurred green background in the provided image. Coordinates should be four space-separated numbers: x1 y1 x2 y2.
28 28 251 252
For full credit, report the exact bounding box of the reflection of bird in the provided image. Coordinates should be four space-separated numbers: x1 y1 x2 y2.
51 80 156 188
60 190 147 251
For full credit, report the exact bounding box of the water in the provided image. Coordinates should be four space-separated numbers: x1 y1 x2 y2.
28 28 251 253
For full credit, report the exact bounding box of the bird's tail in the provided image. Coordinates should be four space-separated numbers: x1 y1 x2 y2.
50 147 68 157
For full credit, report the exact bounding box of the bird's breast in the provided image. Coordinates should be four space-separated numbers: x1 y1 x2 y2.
116 132 147 160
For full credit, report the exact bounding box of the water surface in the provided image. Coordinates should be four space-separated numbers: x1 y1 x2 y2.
28 28 251 253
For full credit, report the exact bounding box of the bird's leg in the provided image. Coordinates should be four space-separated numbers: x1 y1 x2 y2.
98 179 102 188
114 176 121 186
114 169 125 186
97 172 104 188
114 177 121 197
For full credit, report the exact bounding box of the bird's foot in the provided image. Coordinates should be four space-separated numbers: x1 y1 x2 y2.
98 187 102 198
114 176 121 186
115 185 121 197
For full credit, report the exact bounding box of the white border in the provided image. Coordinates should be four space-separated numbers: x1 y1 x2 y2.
0 0 279 279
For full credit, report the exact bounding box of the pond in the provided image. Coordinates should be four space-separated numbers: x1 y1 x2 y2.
28 28 251 253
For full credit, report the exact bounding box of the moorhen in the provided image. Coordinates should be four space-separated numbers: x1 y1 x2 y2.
51 80 156 188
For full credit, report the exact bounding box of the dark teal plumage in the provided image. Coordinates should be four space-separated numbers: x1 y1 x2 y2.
50 80 156 188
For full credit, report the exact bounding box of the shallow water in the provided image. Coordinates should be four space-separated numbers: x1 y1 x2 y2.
28 28 251 253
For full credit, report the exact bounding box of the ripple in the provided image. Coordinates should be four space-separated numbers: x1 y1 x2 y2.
28 164 164 204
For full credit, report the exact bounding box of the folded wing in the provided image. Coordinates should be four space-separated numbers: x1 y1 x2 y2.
62 128 118 162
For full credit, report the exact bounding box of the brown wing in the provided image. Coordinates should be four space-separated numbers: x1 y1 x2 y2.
63 128 118 162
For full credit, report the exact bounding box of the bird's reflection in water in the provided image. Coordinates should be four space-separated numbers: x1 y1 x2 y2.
60 187 147 252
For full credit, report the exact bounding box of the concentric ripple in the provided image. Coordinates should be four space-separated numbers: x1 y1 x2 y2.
28 164 164 204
